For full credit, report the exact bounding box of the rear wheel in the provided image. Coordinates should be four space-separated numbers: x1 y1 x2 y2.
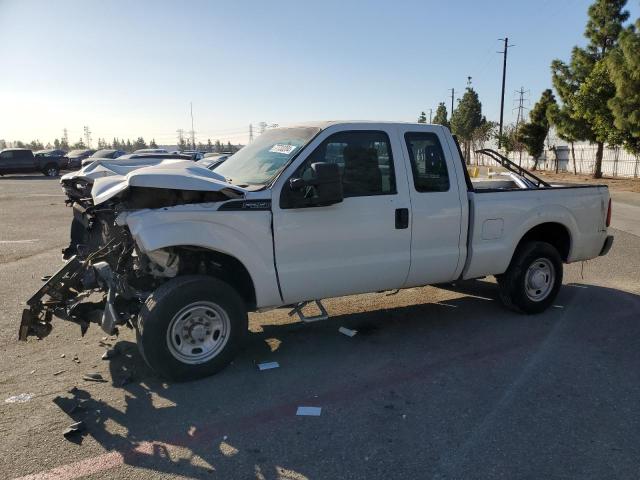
136 275 247 381
43 164 59 177
497 241 563 314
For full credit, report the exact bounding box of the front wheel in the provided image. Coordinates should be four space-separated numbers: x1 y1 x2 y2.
136 275 247 381
43 164 60 177
497 241 563 314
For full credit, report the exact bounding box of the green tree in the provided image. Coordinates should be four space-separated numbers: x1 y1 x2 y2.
133 137 147 151
432 102 449 128
450 87 484 163
72 138 86 149
516 89 557 169
60 137 69 150
149 138 158 148
607 19 640 154
417 111 427 123
550 0 629 178
125 139 133 152
53 138 61 149
214 140 222 153
207 139 213 152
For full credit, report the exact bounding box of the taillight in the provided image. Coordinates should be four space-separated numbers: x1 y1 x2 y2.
606 198 612 227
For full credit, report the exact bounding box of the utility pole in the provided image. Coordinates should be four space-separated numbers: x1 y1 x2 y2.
249 124 254 143
450 88 455 117
190 102 196 150
83 126 92 148
498 37 514 149
428 109 433 123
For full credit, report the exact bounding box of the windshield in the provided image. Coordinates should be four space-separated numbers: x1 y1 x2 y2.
215 127 320 185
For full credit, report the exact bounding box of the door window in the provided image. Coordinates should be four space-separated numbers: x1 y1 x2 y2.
299 130 396 197
404 132 449 192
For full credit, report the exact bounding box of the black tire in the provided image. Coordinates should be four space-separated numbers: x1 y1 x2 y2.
43 164 60 177
136 275 247 381
497 241 563 314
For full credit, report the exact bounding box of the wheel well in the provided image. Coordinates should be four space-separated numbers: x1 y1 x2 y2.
171 246 257 310
517 223 571 261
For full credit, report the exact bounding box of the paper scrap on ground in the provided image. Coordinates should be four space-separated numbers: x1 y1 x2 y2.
296 406 322 416
258 361 280 371
5 393 32 404
339 326 357 337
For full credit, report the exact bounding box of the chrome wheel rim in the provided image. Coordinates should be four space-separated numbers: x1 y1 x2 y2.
525 258 555 302
166 301 230 364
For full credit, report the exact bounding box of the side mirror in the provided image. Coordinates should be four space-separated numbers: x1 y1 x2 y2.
287 162 343 207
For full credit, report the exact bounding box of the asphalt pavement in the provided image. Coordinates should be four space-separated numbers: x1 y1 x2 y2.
0 174 639 480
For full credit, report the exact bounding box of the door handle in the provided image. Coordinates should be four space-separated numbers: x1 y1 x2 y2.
395 208 409 229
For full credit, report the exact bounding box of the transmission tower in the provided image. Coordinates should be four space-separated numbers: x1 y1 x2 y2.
513 87 530 130
249 124 254 143
190 102 196 150
83 126 92 148
176 129 185 150
63 128 68 145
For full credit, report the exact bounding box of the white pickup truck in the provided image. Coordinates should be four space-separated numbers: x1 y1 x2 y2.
20 122 613 381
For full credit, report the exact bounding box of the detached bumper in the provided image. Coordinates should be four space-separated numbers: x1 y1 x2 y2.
599 235 614 256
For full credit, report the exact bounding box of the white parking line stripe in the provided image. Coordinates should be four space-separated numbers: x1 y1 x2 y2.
0 239 39 244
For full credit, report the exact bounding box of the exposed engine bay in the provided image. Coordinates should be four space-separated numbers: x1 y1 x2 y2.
21 162 245 342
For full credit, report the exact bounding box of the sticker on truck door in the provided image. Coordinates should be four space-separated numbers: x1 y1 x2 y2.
269 144 297 154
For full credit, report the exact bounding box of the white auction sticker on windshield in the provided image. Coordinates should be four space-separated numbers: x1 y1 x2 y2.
269 144 297 154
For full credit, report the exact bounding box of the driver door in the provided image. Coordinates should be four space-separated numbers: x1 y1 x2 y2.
272 127 412 304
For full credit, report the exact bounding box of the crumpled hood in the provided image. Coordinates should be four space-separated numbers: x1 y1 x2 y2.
91 160 245 205
61 157 182 183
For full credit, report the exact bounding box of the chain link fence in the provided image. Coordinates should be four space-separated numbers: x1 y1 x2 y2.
470 146 640 178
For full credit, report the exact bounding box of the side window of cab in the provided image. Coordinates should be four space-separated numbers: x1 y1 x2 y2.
297 130 396 198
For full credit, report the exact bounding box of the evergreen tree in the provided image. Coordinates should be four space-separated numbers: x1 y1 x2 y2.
517 89 557 168
149 138 158 148
450 87 484 163
432 102 449 128
417 111 427 123
53 138 61 149
607 18 640 154
133 137 147 151
207 139 213 152
215 140 222 153
550 0 629 178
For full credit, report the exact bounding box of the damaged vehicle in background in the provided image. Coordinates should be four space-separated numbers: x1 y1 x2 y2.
20 122 613 382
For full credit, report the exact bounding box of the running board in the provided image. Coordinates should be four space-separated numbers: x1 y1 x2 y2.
288 300 328 323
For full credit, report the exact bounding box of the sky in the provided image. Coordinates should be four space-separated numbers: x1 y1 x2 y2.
1 0 639 146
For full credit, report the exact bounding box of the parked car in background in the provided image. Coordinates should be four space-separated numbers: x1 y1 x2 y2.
34 149 67 167
197 153 230 170
0 148 66 176
64 149 96 169
181 150 205 160
133 148 169 154
81 149 127 167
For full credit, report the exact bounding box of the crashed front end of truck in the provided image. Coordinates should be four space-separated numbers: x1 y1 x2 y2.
19 161 244 341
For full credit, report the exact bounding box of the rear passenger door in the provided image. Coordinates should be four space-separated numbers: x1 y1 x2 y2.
273 127 412 303
398 126 464 286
